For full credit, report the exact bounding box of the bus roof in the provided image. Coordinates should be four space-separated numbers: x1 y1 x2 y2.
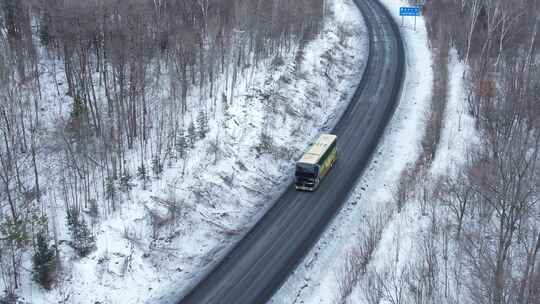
298 134 337 165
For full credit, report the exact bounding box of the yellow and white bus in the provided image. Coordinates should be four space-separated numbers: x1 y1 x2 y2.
295 134 337 191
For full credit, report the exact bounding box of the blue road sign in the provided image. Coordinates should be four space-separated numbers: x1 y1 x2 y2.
400 7 421 16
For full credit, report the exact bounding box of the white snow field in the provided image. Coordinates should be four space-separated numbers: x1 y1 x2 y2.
11 0 368 303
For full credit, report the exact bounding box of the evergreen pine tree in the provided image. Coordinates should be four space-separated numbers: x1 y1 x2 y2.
222 93 228 112
105 177 116 202
66 96 88 139
66 208 95 257
137 163 149 188
75 217 94 257
151 157 163 179
119 169 132 192
32 231 56 289
1 217 27 247
39 12 53 46
197 110 209 139
175 130 188 159
88 198 99 221
187 122 197 148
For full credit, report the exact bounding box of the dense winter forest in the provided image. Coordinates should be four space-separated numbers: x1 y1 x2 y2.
0 0 326 300
333 1 540 304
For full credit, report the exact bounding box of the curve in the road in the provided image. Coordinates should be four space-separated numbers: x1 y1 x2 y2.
179 0 405 303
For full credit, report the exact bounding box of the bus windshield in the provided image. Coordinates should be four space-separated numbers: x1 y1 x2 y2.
295 163 318 178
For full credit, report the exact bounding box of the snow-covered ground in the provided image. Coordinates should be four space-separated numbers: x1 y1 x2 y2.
270 0 442 302
341 49 477 304
431 50 478 178
11 0 368 303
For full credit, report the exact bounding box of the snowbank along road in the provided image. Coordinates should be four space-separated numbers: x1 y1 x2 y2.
178 0 405 303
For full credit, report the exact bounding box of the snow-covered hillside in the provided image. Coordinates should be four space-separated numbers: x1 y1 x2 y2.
8 0 368 303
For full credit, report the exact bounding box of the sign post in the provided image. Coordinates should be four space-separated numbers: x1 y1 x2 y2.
399 6 421 31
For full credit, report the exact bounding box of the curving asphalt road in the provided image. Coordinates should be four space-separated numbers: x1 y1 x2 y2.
178 0 404 303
